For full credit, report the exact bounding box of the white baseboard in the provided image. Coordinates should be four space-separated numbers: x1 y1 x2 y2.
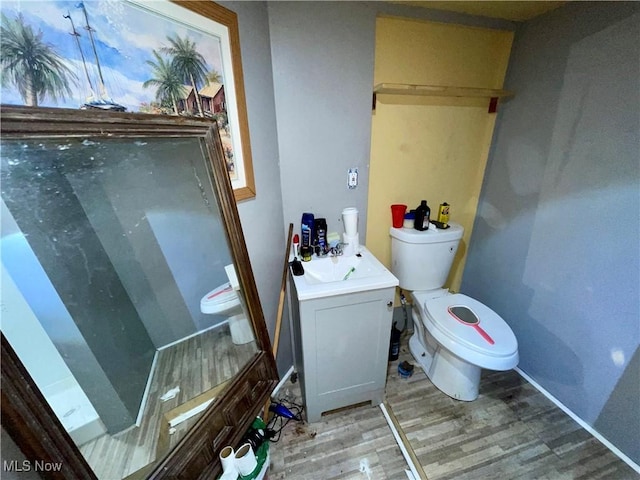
270 365 294 399
158 321 227 351
515 367 640 474
136 350 159 426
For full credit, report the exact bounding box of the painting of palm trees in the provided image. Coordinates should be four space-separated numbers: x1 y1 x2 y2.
1 13 76 107
0 0 253 194
143 50 183 115
161 35 208 117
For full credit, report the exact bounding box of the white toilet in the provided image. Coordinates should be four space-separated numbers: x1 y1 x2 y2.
390 222 518 401
201 282 255 345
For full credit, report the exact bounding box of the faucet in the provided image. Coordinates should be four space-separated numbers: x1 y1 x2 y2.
330 242 348 257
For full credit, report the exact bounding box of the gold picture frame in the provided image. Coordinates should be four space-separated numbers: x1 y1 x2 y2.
0 0 256 200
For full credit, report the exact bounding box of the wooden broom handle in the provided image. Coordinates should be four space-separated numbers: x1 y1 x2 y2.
272 223 294 357
263 223 294 422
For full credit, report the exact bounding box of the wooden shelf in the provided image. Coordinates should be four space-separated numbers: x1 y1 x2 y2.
372 83 514 113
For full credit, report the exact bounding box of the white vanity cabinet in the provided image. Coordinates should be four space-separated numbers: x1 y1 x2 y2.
289 248 398 423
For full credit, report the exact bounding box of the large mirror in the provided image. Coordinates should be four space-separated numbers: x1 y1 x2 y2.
0 106 278 479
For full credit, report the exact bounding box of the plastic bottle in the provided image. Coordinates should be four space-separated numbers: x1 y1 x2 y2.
389 322 401 361
413 200 431 231
301 213 314 247
403 210 415 229
315 218 328 253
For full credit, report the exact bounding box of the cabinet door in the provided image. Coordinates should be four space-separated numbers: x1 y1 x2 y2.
300 287 395 417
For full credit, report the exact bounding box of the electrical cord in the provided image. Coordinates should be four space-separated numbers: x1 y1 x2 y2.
265 398 304 443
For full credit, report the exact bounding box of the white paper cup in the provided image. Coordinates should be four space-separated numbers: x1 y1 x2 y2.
342 207 358 236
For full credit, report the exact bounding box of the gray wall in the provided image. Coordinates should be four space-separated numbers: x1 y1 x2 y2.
265 1 514 373
461 2 640 464
221 1 289 375
269 1 376 241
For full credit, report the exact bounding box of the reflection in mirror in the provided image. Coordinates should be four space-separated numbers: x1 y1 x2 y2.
1 135 258 478
449 306 478 324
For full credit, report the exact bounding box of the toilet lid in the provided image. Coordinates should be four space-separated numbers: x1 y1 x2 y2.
200 282 240 314
423 293 517 358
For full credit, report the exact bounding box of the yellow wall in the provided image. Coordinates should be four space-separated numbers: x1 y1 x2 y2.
367 16 513 292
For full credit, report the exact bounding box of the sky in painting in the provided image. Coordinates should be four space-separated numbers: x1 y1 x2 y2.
0 0 224 112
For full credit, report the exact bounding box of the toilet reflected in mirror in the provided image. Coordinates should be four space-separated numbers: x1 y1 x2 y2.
201 271 256 346
449 305 478 324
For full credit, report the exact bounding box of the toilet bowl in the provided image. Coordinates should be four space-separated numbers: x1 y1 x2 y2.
409 289 518 400
389 223 519 401
201 282 255 345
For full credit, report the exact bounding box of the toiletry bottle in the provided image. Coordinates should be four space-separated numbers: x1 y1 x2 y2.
292 234 300 259
389 322 401 361
403 210 415 229
414 200 430 231
301 213 314 247
438 202 450 227
315 218 328 253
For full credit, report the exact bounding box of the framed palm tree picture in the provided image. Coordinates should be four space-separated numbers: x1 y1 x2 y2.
0 0 256 200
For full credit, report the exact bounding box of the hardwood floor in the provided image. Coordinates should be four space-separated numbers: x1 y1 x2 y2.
269 332 638 479
79 324 256 479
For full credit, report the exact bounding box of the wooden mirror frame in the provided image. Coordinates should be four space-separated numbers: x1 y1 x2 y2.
0 106 278 480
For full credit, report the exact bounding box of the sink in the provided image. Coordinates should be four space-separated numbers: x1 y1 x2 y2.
291 246 398 300
303 252 378 284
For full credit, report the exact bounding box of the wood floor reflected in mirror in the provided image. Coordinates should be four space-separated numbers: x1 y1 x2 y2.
80 326 257 479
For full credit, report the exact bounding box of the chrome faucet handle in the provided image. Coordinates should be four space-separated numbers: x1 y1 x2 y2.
330 242 348 256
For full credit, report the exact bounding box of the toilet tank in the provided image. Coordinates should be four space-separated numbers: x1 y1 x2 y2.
389 222 464 291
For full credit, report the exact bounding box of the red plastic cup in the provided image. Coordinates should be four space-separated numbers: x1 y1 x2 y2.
390 204 407 228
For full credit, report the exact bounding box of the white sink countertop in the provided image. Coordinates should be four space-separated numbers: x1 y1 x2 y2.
291 246 398 301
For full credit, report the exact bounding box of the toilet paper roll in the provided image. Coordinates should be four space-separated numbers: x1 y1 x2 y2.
234 443 257 476
219 446 236 474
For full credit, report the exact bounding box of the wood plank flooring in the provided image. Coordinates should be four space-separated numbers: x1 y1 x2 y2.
269 332 638 479
79 324 257 479
268 393 409 479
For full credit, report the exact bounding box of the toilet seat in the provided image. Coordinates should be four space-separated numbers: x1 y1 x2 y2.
414 292 518 371
200 282 240 315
